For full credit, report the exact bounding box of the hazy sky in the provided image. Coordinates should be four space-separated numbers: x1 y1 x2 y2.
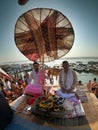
0 0 98 64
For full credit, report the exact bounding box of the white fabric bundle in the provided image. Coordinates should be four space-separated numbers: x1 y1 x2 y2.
63 100 74 111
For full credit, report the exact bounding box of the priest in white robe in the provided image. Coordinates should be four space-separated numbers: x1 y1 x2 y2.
56 61 77 98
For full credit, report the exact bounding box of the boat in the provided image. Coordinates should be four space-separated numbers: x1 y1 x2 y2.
8 84 98 130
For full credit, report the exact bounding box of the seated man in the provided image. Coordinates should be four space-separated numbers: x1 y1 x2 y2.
0 92 13 129
24 62 49 96
56 61 77 98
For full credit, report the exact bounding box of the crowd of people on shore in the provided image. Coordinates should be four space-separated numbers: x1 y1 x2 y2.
0 70 30 103
87 78 98 98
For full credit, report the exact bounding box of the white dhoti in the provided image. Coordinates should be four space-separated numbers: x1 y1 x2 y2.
56 89 75 98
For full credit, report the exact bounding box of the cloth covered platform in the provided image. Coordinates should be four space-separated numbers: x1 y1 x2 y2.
9 93 98 130
31 96 85 120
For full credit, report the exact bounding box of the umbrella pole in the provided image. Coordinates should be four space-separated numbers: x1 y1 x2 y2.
42 61 45 95
41 48 45 96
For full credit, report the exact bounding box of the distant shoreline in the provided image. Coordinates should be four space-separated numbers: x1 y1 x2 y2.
0 56 98 65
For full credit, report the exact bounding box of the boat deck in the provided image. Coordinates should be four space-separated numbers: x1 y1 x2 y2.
9 92 98 130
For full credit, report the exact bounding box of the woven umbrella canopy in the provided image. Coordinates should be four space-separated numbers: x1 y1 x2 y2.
14 8 75 63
